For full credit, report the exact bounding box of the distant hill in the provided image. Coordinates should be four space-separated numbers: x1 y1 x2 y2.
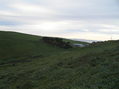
0 31 119 89
72 38 99 43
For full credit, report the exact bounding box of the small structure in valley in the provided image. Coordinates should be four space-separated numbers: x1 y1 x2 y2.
72 43 87 47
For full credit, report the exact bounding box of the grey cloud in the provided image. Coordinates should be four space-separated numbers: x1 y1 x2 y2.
0 0 119 40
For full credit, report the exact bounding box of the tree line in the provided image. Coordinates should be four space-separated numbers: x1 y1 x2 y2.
42 37 72 49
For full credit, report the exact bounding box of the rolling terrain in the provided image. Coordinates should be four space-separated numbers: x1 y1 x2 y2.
0 31 119 89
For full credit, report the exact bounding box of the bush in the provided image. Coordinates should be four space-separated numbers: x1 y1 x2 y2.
42 37 72 49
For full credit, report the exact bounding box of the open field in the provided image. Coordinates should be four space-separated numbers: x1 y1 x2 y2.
0 31 119 89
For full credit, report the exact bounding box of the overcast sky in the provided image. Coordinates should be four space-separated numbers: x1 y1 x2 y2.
0 0 119 40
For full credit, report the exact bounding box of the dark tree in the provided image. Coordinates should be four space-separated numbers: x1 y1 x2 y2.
42 37 72 49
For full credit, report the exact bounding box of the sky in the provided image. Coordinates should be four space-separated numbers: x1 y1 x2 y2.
0 0 119 41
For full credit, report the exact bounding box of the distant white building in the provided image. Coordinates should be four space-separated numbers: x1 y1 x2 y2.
73 44 87 47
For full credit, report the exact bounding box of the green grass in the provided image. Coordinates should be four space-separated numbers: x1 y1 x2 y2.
0 31 119 89
0 31 66 60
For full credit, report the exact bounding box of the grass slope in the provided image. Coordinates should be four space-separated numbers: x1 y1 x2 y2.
0 31 119 89
0 31 67 63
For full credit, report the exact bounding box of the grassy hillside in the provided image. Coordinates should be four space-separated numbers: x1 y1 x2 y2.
0 31 119 89
0 31 62 58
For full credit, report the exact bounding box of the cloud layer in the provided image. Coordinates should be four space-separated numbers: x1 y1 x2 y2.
0 0 119 40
